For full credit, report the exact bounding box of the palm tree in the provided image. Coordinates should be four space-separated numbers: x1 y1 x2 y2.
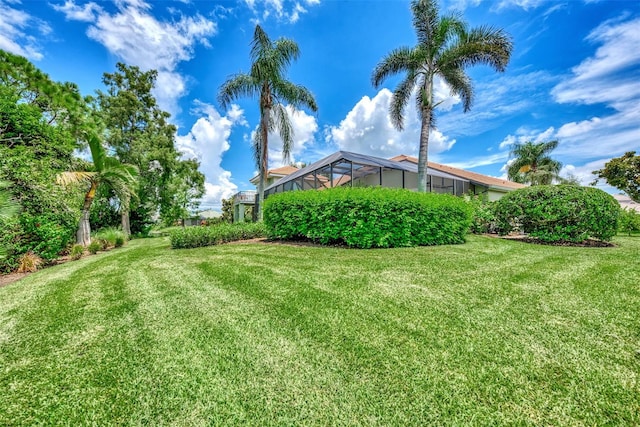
57 132 138 246
507 140 562 185
218 25 318 220
372 0 512 192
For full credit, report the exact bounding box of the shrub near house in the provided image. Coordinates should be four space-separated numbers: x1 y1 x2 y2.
493 185 620 243
264 187 472 248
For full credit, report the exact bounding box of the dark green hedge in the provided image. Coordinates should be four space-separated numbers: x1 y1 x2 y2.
170 222 266 249
493 185 620 242
264 187 472 248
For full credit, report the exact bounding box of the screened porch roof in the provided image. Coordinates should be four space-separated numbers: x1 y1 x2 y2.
264 150 467 193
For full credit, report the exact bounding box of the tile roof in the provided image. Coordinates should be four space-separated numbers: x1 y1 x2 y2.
250 165 299 184
390 155 526 191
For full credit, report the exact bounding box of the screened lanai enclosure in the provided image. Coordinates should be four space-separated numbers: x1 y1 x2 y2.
264 151 470 198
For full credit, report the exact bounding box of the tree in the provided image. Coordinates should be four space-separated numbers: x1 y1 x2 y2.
372 0 512 192
221 197 233 224
593 151 640 202
0 181 20 259
507 140 562 185
57 132 138 246
218 25 318 220
160 159 205 227
97 63 199 235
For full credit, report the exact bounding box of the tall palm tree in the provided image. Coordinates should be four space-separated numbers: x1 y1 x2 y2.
372 0 512 192
57 132 138 246
218 25 318 220
507 140 562 185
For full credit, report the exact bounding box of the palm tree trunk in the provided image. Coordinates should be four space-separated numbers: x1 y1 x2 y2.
121 211 131 237
257 109 269 222
417 75 434 193
77 181 97 246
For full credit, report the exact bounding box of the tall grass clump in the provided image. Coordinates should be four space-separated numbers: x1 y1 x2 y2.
264 187 472 248
93 227 127 249
494 185 620 242
170 222 266 249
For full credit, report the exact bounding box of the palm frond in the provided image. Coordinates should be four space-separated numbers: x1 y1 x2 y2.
444 25 513 72
252 126 263 170
272 103 294 163
390 73 417 131
439 66 473 112
218 73 259 110
411 0 439 47
56 171 97 186
372 47 417 88
250 25 273 61
272 79 318 112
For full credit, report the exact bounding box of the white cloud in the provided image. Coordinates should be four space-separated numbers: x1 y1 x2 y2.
245 0 319 23
265 106 319 168
55 0 217 116
327 88 457 159
494 0 548 11
175 102 246 209
0 0 50 60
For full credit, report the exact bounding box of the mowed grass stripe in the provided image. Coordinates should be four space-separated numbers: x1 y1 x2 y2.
0 236 638 425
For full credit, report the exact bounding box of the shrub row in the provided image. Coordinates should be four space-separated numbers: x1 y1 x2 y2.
493 185 620 242
169 222 267 249
264 187 472 248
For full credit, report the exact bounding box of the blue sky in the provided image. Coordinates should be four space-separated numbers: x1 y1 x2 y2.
2 0 639 209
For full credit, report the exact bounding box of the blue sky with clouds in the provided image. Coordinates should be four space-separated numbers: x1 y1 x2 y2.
2 0 639 209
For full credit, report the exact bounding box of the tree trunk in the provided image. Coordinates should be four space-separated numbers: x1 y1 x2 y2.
77 182 97 246
417 75 434 193
121 211 131 237
257 108 270 222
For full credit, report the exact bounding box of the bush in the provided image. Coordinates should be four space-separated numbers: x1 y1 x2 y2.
468 196 497 234
618 208 640 236
70 244 84 260
264 187 473 248
17 251 43 273
114 235 125 247
87 240 101 254
493 185 620 243
169 222 267 249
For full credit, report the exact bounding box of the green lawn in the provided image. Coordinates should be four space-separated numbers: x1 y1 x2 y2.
1 236 638 425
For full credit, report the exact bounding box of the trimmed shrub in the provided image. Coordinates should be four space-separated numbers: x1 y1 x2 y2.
87 240 101 254
264 187 472 248
169 222 267 249
618 208 640 236
70 244 84 260
493 185 620 243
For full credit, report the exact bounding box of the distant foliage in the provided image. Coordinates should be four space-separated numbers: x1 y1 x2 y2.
618 208 640 236
169 223 266 249
493 185 620 243
593 151 640 203
93 227 127 249
264 187 472 248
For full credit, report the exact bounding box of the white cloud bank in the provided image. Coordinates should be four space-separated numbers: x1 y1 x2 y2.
0 0 51 60
245 0 321 23
327 86 459 159
53 0 217 116
175 102 247 210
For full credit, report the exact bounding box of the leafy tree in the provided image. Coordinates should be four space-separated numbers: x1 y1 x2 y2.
372 0 512 192
161 159 205 227
593 151 640 202
507 140 562 185
218 25 318 220
97 63 202 234
57 132 138 246
221 198 233 223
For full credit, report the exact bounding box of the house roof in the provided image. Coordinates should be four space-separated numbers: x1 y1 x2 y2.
613 194 640 212
249 165 299 185
264 151 467 193
390 155 526 192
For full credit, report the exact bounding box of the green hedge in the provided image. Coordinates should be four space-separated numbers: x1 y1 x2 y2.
493 185 620 242
169 222 266 249
264 187 472 248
